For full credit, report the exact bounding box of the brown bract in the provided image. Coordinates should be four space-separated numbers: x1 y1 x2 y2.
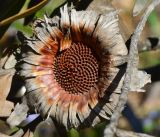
17 5 128 129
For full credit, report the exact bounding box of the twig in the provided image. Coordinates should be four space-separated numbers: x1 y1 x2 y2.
104 0 160 137
0 0 50 27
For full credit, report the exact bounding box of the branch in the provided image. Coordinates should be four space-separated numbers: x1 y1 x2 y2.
104 0 160 137
0 0 50 27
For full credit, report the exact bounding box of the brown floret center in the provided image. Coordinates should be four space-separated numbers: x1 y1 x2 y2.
54 43 99 94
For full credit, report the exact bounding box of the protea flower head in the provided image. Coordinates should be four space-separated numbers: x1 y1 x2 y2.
17 5 128 129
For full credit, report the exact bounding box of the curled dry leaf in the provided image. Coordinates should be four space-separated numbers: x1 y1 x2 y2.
129 70 151 92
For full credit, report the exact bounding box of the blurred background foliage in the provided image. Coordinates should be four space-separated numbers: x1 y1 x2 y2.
0 0 160 137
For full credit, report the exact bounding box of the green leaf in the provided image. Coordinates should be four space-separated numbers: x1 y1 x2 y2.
148 10 160 36
35 0 66 18
24 0 43 25
68 128 79 137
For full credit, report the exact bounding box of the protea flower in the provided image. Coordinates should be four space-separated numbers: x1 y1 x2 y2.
17 5 128 129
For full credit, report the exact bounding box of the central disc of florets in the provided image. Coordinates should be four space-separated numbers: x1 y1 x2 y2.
54 43 99 94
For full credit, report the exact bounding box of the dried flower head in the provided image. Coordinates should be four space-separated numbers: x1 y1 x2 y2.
17 5 128 129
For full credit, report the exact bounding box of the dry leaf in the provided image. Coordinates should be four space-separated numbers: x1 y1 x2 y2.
133 0 152 16
7 103 29 127
11 129 24 137
0 129 24 137
0 69 15 97
34 118 56 137
87 0 114 13
0 51 17 69
0 101 14 117
0 69 15 117
0 133 10 137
